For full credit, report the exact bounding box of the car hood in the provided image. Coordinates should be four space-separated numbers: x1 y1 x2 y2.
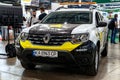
29 24 80 34
22 23 94 34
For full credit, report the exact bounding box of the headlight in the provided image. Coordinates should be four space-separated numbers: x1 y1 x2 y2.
71 33 89 44
20 32 28 41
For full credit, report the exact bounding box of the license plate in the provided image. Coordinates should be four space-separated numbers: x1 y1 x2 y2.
32 50 58 58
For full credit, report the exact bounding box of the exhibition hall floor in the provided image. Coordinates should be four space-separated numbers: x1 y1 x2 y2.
0 40 120 80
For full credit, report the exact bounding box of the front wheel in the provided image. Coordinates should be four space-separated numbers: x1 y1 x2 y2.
86 46 99 76
101 42 108 57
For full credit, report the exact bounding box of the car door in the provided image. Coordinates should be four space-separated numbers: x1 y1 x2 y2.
95 12 106 50
98 12 108 47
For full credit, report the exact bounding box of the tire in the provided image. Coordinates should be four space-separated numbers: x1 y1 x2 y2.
86 46 99 76
21 62 36 70
101 42 108 57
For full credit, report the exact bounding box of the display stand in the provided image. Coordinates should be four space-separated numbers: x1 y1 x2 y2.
0 4 22 58
0 26 19 57
5 26 15 57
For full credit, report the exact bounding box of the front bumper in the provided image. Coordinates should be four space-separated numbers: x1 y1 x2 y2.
15 40 96 66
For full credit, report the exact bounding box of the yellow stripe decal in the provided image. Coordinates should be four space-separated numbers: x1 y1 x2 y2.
99 32 103 42
50 24 62 28
20 40 82 52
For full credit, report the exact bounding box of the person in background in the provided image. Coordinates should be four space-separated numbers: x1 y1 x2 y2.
107 13 113 20
110 14 118 44
27 10 38 27
23 16 26 22
21 16 27 29
1 26 8 40
38 7 47 21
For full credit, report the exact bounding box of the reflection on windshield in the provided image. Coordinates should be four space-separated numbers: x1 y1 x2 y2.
41 11 92 24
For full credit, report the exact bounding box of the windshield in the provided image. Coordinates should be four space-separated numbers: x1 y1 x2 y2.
41 11 92 24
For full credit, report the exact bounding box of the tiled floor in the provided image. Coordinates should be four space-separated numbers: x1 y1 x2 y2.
0 40 120 80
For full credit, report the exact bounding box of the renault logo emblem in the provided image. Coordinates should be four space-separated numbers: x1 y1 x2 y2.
43 34 51 44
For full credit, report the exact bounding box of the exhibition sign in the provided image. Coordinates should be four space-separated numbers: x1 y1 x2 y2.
93 0 120 3
31 0 39 6
21 0 39 6
21 0 31 5
22 0 31 3
103 9 120 12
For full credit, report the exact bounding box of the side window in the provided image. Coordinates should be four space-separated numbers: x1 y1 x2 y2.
98 12 103 21
95 12 101 25
95 12 99 25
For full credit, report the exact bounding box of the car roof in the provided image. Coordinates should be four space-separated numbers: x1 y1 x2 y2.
56 8 98 12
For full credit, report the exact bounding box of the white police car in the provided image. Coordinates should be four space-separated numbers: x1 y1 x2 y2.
15 8 108 76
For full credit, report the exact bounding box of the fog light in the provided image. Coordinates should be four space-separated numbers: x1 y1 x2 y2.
76 49 87 52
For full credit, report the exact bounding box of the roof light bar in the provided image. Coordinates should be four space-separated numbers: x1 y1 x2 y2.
60 2 96 5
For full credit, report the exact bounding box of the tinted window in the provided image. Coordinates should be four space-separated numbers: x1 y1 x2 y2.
41 11 92 24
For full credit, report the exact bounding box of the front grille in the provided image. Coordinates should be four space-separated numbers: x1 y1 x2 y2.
28 33 72 46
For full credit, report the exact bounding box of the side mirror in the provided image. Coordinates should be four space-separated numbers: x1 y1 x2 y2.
97 22 107 27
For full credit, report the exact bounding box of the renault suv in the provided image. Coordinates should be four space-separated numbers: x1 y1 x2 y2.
15 8 108 76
